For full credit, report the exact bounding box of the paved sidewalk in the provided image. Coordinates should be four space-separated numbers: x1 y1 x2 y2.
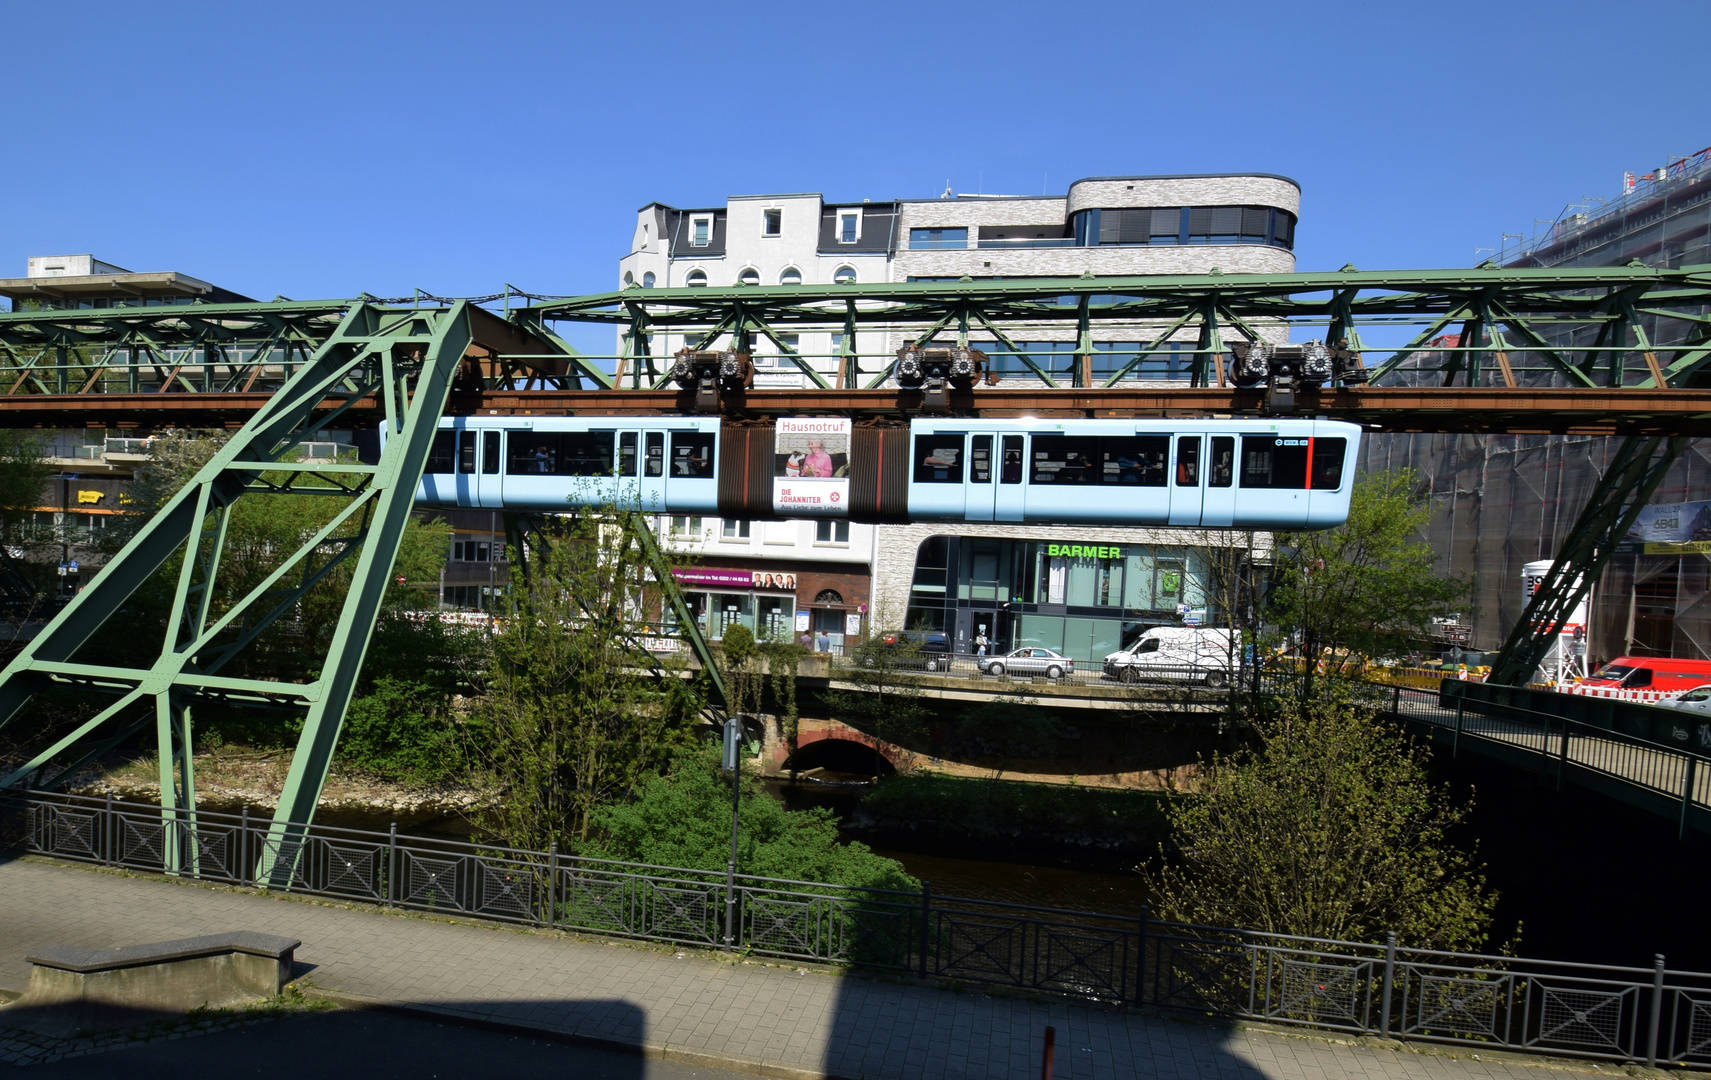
0 857 1604 1079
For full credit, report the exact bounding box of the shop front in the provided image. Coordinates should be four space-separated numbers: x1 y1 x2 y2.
903 536 1214 660
671 567 797 642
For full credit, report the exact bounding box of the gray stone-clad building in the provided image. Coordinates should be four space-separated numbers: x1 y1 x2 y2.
616 174 1305 659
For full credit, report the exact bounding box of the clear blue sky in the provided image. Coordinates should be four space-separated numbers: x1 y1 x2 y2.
3 0 1706 346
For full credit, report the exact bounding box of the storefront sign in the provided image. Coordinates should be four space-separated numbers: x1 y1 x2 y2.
672 568 797 590
1046 543 1124 559
773 417 850 517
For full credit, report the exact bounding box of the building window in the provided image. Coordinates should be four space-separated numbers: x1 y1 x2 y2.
779 267 802 285
738 267 760 286
815 520 850 544
814 588 844 605
624 271 635 287
909 227 968 250
839 212 859 243
668 515 703 536
1070 206 1296 250
763 209 782 237
833 265 857 285
642 271 655 288
722 519 752 539
452 540 491 562
691 216 712 247
685 269 708 287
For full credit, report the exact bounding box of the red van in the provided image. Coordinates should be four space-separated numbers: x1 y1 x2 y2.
1582 656 1711 692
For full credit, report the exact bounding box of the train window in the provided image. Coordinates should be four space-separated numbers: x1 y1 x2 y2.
1031 436 1099 484
970 435 992 483
427 430 455 473
1175 436 1200 486
1310 437 1346 490
1000 436 1024 483
1100 436 1168 485
619 432 638 476
1240 435 1309 489
457 431 477 474
482 431 500 475
1209 436 1234 487
645 432 664 477
914 434 965 483
1031 436 1166 486
670 432 715 478
508 431 616 476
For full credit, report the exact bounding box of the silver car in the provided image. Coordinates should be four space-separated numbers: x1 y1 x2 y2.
978 647 1074 679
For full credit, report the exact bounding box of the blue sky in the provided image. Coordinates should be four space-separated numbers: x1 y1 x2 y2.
3 0 1706 350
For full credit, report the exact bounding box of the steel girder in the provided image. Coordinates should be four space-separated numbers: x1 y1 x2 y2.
0 301 474 878
1487 434 1686 686
523 265 1711 392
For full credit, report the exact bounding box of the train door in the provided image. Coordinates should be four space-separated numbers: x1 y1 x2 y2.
453 424 478 506
1201 434 1236 527
1168 434 1203 526
964 434 996 521
995 434 1025 522
475 429 503 508
636 430 667 512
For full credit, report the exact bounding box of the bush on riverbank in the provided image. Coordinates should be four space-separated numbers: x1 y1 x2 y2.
584 744 916 892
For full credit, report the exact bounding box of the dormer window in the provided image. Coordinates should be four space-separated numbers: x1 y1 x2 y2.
839 211 860 243
763 209 782 237
691 215 713 247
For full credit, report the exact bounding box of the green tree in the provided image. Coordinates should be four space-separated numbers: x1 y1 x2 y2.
585 742 915 891
1268 469 1467 683
468 512 701 849
1147 689 1495 951
826 632 930 776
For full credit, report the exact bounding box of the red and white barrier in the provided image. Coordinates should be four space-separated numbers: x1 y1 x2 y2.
1563 685 1673 703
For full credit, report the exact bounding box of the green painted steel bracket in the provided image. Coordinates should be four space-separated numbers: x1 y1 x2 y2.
626 515 729 714
0 300 475 882
1488 434 1686 686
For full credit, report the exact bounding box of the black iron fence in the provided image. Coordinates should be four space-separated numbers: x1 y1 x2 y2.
8 787 1711 1067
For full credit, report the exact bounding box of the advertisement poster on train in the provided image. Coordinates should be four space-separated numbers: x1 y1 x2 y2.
1621 500 1711 553
773 417 850 516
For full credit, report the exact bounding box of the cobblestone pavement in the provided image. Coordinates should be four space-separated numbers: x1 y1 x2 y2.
0 857 1618 1079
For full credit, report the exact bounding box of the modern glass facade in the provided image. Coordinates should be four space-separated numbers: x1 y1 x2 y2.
904 536 1211 660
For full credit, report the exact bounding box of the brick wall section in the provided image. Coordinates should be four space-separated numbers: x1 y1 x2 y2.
894 244 1294 280
898 197 1068 230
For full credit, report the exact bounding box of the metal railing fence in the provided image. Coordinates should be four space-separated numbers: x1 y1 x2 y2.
8 786 1711 1065
1398 682 1711 836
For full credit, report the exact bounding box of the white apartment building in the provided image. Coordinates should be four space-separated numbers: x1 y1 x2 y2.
616 174 1304 659
616 174 1299 385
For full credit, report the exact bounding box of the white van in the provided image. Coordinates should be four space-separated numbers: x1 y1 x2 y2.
1104 627 1236 688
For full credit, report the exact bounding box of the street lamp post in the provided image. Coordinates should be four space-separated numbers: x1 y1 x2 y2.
721 714 743 950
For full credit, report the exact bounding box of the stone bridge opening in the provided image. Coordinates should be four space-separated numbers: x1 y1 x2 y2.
784 735 897 779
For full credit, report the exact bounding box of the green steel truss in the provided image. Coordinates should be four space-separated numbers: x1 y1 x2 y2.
524 265 1711 391
0 301 475 874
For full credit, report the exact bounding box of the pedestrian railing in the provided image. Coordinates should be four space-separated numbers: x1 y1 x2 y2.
6 786 1711 1067
1385 681 1711 837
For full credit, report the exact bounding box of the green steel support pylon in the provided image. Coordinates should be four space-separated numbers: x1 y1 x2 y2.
0 301 474 880
1488 434 1685 686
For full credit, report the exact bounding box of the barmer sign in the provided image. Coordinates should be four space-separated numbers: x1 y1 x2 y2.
1046 543 1124 559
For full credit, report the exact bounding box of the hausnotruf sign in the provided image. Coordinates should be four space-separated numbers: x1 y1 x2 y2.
773 417 849 517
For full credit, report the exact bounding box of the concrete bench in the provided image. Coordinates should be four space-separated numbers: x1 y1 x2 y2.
8 932 300 1035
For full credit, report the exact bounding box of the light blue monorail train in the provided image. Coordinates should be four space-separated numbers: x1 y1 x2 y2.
413 416 1361 529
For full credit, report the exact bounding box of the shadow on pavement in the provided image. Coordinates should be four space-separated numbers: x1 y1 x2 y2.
2 1000 733 1080
821 973 1269 1080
